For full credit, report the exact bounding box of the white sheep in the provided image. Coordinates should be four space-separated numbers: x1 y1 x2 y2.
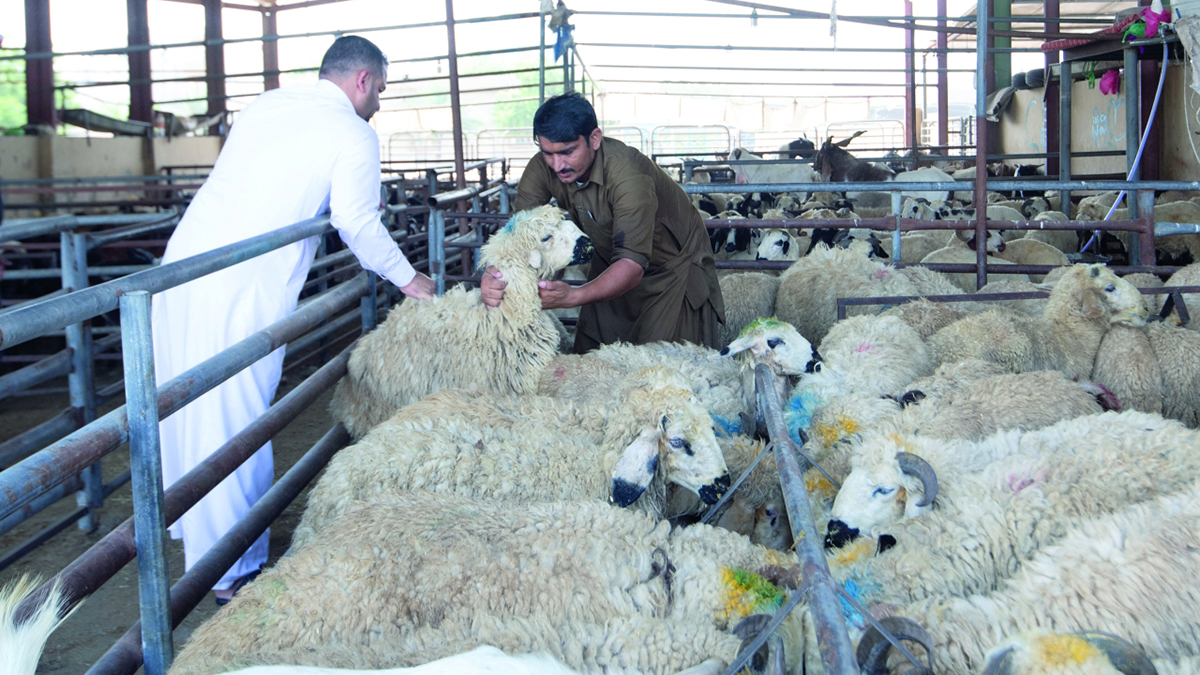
223 646 641 675
928 264 1149 380
294 369 733 549
775 242 920 346
887 482 1200 675
879 298 969 340
715 272 780 349
753 229 803 263
975 631 1158 675
920 245 1027 293
1021 209 1079 253
0 576 75 675
330 205 592 438
824 410 1200 566
170 492 805 675
992 237 1069 283
1165 262 1200 330
728 147 819 200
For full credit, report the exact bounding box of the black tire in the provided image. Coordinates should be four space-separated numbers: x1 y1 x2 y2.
1025 68 1045 89
1012 71 1028 90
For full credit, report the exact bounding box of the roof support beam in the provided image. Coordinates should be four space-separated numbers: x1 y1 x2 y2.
128 0 153 123
204 0 227 122
25 0 55 129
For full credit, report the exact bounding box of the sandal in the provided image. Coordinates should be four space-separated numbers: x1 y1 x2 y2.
214 570 261 607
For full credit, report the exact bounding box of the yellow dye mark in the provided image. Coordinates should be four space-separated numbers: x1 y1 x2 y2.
805 470 835 494
1033 633 1104 666
814 414 861 448
885 432 915 454
828 538 875 567
719 567 784 621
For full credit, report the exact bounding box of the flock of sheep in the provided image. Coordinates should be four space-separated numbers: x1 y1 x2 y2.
8 151 1200 675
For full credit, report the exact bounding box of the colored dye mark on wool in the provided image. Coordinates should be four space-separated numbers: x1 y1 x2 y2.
739 316 788 336
713 416 743 436
719 567 785 621
784 391 822 443
1033 633 1104 667
813 414 860 449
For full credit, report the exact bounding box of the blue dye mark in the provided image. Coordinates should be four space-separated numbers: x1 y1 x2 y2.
713 416 743 436
839 578 866 629
782 391 822 445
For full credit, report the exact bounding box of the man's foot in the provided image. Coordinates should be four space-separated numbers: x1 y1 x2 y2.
213 570 261 606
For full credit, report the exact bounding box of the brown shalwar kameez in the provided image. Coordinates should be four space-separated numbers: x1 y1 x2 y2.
515 137 725 353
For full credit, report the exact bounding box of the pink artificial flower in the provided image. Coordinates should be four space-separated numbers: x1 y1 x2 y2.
1141 7 1172 38
1100 69 1121 95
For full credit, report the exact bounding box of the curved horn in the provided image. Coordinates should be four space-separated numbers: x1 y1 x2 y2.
856 616 935 675
767 634 786 675
896 452 938 507
1073 632 1159 675
982 645 1016 675
732 614 774 673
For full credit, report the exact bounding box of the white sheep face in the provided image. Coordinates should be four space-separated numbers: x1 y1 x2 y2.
1086 265 1149 327
508 204 594 278
722 318 821 378
826 435 934 549
755 229 800 261
611 378 731 508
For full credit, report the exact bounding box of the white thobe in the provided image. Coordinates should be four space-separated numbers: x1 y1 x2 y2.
151 79 416 590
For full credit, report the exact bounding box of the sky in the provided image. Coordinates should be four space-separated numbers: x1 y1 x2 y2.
0 0 1134 148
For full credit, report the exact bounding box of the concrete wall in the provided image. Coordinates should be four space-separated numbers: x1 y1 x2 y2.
0 135 222 181
999 63 1199 181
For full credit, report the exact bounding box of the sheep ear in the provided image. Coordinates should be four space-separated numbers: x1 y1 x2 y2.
611 428 660 508
1080 288 1105 318
527 248 542 269
721 334 766 359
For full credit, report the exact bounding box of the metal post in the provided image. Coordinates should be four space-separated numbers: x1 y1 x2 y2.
1059 59 1072 208
25 0 55 129
992 0 1011 100
975 0 989 289
119 290 173 675
360 273 377 333
904 0 916 161
262 9 280 91
1045 0 1060 176
127 0 153 124
429 209 446 296
204 0 227 123
1137 190 1156 266
1126 44 1141 225
891 191 903 261
500 185 511 214
937 0 948 153
539 5 547 103
63 231 101 531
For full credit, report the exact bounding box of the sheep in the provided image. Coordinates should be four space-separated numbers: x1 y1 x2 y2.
824 410 1200 561
716 272 780 349
220 647 651 675
880 298 970 340
975 631 1158 675
294 370 733 550
775 242 920 346
1022 210 1079 253
170 492 806 675
1165 262 1200 330
973 278 1049 315
330 205 592 439
727 147 819 200
920 246 1026 293
1 576 75 675
883 483 1200 675
753 229 803 263
992 237 1070 283
1144 320 1200 428
928 264 1149 381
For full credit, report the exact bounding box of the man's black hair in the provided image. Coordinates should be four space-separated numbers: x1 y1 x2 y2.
532 93 599 144
319 36 388 80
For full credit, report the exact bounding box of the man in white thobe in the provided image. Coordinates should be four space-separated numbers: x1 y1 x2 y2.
151 36 433 604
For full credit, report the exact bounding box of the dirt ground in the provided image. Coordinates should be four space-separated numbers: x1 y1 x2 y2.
0 361 337 675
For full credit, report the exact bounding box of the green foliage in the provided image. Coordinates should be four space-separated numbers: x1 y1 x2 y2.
0 52 27 132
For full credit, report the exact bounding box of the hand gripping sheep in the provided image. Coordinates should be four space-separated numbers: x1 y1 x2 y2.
330 204 594 439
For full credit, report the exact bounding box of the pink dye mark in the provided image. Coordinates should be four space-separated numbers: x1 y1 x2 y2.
855 342 878 354
554 367 566 379
871 269 890 280
1006 468 1046 494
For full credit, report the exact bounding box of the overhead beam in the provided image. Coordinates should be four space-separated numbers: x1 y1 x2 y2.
128 0 153 123
25 0 55 129
262 9 280 90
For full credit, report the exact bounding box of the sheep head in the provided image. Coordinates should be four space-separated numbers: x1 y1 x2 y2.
481 204 593 280
982 630 1156 675
610 369 731 508
722 318 821 378
755 229 800 261
1050 264 1148 327
825 433 938 550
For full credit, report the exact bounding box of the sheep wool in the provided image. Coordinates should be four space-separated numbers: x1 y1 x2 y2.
879 298 969 340
294 372 731 549
329 205 590 438
169 492 803 675
928 264 1149 380
716 272 780 349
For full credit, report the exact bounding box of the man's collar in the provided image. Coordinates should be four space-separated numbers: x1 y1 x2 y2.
316 78 356 114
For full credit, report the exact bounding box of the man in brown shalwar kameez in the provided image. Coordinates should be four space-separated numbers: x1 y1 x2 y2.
481 93 724 353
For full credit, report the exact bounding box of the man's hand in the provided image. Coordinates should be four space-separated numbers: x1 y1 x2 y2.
400 273 436 300
537 280 575 310
480 266 507 308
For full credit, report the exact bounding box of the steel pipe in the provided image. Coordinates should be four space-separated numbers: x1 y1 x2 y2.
0 274 367 523
0 409 76 471
0 472 84 537
119 290 174 674
14 345 352 626
753 364 859 675
0 349 72 401
0 215 331 351
85 423 350 675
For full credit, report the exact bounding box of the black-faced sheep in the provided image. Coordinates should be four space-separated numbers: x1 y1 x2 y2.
294 369 732 550
330 205 592 438
170 492 805 675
